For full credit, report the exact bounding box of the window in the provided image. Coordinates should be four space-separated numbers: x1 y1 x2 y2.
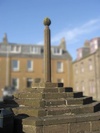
12 60 19 71
88 59 93 70
75 65 78 74
27 60 33 71
52 48 62 55
89 80 95 94
57 79 64 83
26 78 33 88
12 78 19 89
11 46 21 53
81 62 84 72
57 62 63 72
31 47 40 54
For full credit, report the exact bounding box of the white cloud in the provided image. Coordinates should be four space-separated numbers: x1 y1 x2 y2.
51 18 100 44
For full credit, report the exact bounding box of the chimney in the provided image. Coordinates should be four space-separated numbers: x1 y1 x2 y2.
3 33 8 44
59 37 66 50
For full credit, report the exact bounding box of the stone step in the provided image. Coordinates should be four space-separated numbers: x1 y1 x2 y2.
14 111 100 131
15 92 43 99
5 101 100 117
11 101 100 117
45 97 93 107
24 87 65 93
46 102 100 115
44 88 65 93
15 91 83 100
45 99 66 106
4 99 45 108
44 92 83 99
66 96 93 105
69 101 100 114
13 107 46 117
22 87 73 93
43 93 73 99
13 96 93 107
85 131 100 133
15 92 72 99
4 96 93 108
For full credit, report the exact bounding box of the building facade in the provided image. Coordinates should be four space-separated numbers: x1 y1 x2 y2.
73 37 100 101
0 34 73 96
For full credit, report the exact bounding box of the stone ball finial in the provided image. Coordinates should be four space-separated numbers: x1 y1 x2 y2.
43 17 51 26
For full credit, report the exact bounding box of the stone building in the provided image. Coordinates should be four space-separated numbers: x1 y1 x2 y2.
73 37 100 101
0 34 73 96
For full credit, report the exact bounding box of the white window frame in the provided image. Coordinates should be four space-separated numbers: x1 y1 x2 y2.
11 46 21 53
27 60 33 71
12 60 19 71
31 47 40 54
12 78 19 89
81 63 84 73
88 59 93 71
26 78 33 87
52 47 62 55
57 62 63 72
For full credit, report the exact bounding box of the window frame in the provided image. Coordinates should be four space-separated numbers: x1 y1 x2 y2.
52 47 62 55
88 59 93 71
11 46 21 53
27 60 33 71
31 47 41 54
12 60 19 71
81 62 84 73
12 78 19 89
57 61 63 72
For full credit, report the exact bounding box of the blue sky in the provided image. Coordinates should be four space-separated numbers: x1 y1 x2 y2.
0 0 100 60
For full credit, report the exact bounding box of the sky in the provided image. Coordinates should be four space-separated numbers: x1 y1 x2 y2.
0 0 100 60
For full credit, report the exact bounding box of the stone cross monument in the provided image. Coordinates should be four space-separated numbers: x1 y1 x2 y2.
32 18 63 88
43 18 51 82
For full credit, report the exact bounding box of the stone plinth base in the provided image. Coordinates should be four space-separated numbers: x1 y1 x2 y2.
15 112 100 133
32 82 63 88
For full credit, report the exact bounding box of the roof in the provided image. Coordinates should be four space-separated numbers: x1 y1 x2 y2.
0 42 72 60
73 48 100 64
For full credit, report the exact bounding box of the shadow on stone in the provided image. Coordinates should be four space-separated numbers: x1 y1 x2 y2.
0 108 14 133
14 114 29 133
0 96 29 133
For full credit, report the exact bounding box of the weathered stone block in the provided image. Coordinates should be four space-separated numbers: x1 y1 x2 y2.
70 122 90 133
91 121 100 131
43 124 68 133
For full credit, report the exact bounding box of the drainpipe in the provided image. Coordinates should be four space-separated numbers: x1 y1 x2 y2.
67 60 70 87
6 44 9 86
94 52 98 100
